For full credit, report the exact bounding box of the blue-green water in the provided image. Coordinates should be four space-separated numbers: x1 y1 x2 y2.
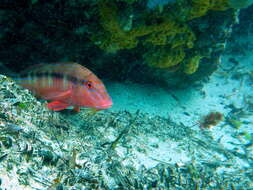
0 1 253 189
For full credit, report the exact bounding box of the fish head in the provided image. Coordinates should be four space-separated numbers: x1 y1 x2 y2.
74 74 112 110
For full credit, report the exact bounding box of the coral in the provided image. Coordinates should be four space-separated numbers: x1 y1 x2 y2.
143 19 196 48
92 0 235 73
92 1 134 52
189 0 210 20
92 0 195 53
116 0 138 3
147 0 177 9
144 47 185 69
183 55 202 75
189 0 230 20
228 0 253 9
211 0 230 11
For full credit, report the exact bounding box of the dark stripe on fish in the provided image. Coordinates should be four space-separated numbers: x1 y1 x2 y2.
19 72 82 84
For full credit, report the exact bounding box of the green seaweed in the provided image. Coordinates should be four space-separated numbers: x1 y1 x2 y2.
16 102 29 110
243 132 252 141
228 119 242 129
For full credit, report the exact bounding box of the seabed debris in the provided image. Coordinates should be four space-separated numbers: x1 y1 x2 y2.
0 74 253 189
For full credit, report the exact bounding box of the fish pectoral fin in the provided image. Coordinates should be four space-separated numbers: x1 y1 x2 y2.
73 106 80 112
43 90 72 100
47 101 70 111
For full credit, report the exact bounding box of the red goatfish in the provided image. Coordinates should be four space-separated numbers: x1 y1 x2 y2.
15 62 112 112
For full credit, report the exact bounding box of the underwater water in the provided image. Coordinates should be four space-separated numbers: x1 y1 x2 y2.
0 1 253 190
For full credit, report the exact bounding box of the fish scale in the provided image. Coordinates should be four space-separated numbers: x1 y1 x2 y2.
14 62 112 111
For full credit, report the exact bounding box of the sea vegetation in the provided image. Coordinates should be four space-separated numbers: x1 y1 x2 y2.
189 0 230 20
228 0 253 8
91 0 236 74
183 55 203 74
227 118 242 129
200 112 223 129
1 75 253 189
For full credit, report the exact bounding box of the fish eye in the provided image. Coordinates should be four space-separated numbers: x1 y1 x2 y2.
85 81 92 88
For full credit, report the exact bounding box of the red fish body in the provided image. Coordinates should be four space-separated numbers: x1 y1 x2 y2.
16 62 112 111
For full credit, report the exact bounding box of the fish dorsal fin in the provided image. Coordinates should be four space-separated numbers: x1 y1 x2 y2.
19 62 48 75
20 62 92 80
43 90 72 100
